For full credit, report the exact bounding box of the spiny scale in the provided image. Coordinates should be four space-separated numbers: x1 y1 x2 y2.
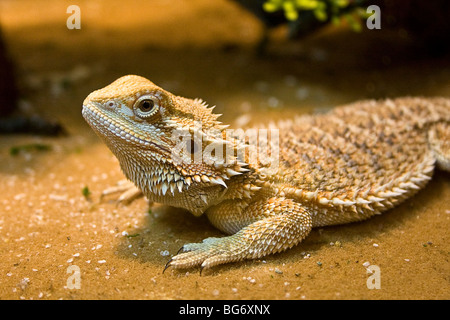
82 75 450 271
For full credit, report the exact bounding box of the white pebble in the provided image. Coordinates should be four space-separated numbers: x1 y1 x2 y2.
98 260 106 264
267 96 280 108
14 193 26 201
362 261 370 268
160 250 170 256
274 268 283 274
49 194 67 201
234 114 252 127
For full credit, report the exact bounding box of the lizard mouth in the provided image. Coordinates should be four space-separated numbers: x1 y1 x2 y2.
82 103 171 154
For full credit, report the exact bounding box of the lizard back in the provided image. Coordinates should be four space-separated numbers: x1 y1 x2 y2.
270 97 450 226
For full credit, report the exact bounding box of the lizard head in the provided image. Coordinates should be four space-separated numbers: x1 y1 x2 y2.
82 75 250 199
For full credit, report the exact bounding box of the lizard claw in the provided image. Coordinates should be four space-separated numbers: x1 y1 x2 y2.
162 256 206 276
176 245 186 255
199 264 206 276
163 243 213 275
162 258 173 274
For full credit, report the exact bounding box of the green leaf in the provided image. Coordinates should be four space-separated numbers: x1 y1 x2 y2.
263 2 280 13
295 0 319 10
126 233 140 238
285 9 299 21
9 143 51 156
82 186 91 198
314 8 328 21
282 0 299 20
345 14 362 32
334 0 349 8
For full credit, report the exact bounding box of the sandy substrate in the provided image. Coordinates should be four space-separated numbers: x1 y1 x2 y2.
0 0 449 300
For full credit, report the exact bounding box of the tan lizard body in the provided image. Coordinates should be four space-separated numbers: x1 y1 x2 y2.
82 75 450 271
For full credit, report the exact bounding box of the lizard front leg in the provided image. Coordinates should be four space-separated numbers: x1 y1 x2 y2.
164 197 313 272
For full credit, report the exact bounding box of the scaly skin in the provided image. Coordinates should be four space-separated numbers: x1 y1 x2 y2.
82 75 450 271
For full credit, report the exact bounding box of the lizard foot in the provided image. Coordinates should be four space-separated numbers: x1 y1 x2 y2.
100 179 144 204
164 236 243 274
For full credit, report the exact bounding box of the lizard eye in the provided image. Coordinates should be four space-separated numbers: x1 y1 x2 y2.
134 95 159 118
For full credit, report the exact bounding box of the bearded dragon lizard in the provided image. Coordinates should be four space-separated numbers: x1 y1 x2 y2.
82 75 450 272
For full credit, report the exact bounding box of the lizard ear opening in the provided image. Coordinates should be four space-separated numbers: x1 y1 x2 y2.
134 95 159 119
